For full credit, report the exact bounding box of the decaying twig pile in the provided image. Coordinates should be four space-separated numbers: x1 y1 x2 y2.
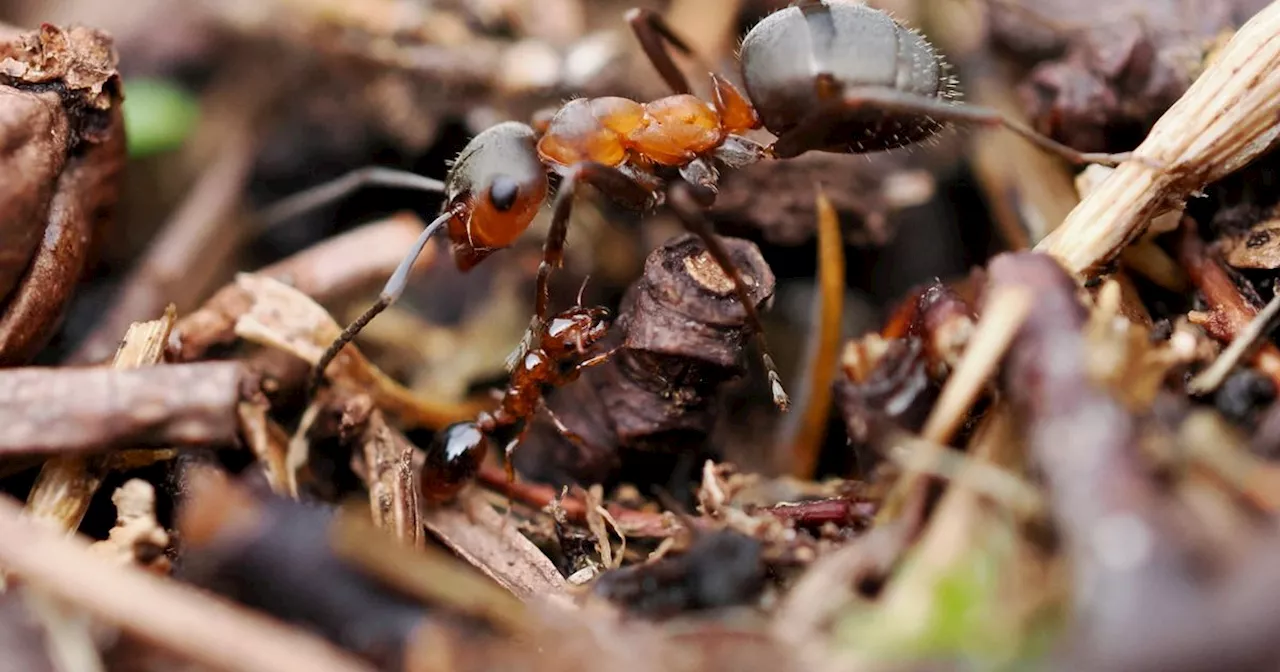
5 0 1280 670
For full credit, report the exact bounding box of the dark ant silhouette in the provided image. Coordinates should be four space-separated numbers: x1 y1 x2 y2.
418 282 616 505
261 0 1142 416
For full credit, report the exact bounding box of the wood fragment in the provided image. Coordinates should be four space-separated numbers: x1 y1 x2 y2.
329 505 532 635
354 403 422 548
0 494 375 672
1036 1 1280 278
421 490 568 601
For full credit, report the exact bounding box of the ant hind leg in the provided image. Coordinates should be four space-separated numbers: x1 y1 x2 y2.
624 7 718 96
666 182 791 411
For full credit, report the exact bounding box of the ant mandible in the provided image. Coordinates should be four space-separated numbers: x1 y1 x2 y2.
418 282 615 505
261 0 1139 413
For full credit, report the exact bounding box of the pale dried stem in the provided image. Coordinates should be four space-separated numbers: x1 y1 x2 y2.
24 309 181 538
1037 1 1280 277
0 495 374 672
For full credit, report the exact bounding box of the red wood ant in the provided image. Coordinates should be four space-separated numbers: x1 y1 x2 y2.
261 1 1141 416
418 285 615 505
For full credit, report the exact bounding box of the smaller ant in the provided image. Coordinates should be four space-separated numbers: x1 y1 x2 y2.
418 281 615 505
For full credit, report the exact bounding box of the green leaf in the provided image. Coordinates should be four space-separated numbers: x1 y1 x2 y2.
122 79 200 157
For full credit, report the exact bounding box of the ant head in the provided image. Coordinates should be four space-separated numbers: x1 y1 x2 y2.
738 2 947 153
444 122 550 268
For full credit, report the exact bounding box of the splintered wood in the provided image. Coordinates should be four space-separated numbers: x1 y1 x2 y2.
1036 0 1280 277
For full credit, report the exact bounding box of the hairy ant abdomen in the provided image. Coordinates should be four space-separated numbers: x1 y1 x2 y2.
741 1 951 154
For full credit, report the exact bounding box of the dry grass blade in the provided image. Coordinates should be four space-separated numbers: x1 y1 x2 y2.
235 400 291 496
0 494 374 672
920 286 1033 445
232 273 485 429
1036 0 1280 277
785 188 846 479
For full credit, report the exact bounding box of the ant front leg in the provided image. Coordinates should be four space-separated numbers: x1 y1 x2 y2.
667 182 791 412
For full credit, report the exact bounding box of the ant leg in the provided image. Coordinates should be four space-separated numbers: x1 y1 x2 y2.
667 182 791 412
308 206 457 395
578 346 620 369
624 7 700 95
509 162 657 370
258 166 446 228
540 400 594 452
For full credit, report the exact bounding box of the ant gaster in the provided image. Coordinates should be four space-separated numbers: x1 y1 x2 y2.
418 288 614 505
262 1 1141 414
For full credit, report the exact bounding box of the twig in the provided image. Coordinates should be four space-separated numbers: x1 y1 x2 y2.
785 189 846 479
0 494 374 672
1036 1 1280 277
0 361 243 458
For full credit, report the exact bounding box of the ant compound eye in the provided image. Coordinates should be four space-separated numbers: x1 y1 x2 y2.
488 176 520 212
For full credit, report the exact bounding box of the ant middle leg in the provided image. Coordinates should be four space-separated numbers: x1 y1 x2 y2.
624 7 702 95
258 166 447 229
666 182 791 412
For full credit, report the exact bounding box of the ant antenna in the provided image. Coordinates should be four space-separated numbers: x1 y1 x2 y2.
575 274 592 307
257 167 447 230
308 205 457 396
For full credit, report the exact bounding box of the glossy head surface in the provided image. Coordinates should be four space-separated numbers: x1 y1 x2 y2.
444 122 549 270
419 422 489 506
739 1 945 151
